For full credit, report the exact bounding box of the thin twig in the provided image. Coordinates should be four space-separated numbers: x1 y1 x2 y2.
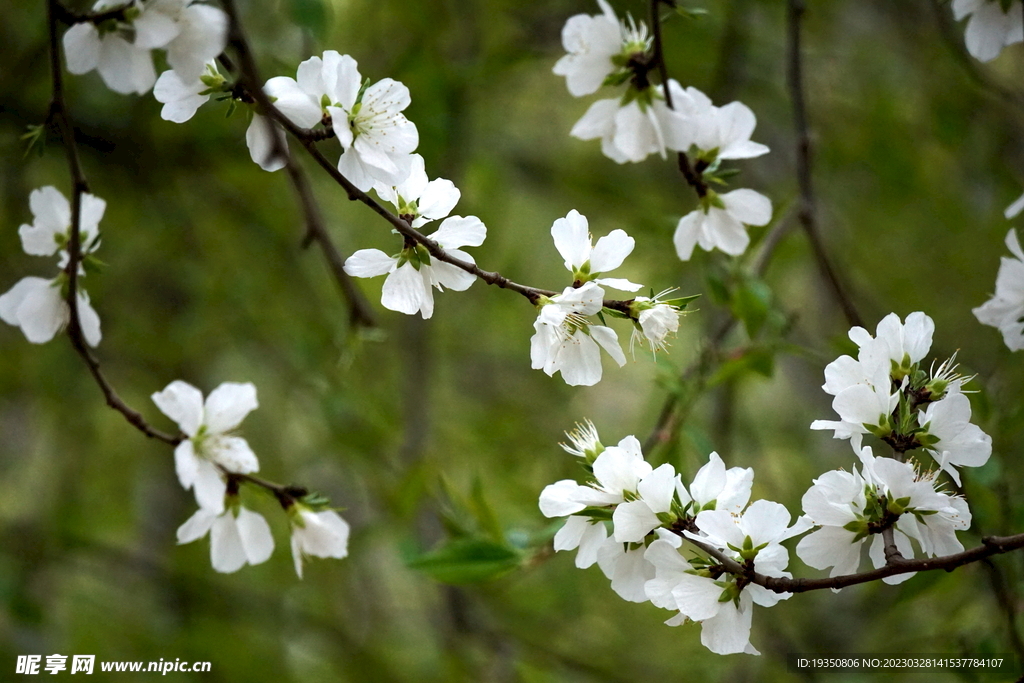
219 0 638 313
47 0 181 446
786 0 863 330
683 530 1024 595
283 158 377 328
650 0 709 198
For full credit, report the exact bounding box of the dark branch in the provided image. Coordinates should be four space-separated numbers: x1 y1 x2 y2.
47 0 181 446
786 0 864 329
283 158 378 329
219 0 638 311
682 528 1024 594
650 0 709 198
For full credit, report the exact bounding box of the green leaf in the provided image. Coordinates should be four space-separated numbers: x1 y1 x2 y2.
731 276 773 338
469 477 505 544
406 537 522 584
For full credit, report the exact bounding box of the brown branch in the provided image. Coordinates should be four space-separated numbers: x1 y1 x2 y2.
786 0 864 329
682 528 1024 595
283 158 377 329
219 0 639 313
47 0 181 446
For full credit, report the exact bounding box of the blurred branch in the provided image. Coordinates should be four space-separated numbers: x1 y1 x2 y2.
786 0 864 329
284 158 377 329
219 0 643 315
47 0 180 447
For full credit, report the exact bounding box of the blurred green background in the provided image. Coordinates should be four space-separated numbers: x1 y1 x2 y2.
2 0 1024 680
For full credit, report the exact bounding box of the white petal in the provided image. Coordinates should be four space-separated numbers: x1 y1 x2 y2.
570 98 619 140
264 76 323 128
133 9 181 49
417 179 461 221
344 249 396 278
236 507 275 565
165 4 228 83
211 436 259 474
176 507 217 544
152 380 204 436
539 480 588 518
97 35 156 95
590 324 626 367
193 459 227 513
432 215 486 249
381 262 430 316
246 115 287 172
63 23 100 75
13 278 66 343
173 439 200 491
76 290 102 348
613 500 661 543
210 512 248 572
203 381 258 434
699 595 755 655
589 229 634 274
721 189 773 226
550 209 591 271
673 211 703 261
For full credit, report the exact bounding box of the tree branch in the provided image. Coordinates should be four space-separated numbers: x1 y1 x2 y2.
47 0 181 446
786 0 864 329
218 0 638 313
283 158 378 329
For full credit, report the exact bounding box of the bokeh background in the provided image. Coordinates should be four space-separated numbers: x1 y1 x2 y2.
2 0 1024 680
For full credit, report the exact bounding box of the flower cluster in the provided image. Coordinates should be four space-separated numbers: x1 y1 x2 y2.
540 421 801 655
974 229 1024 350
153 380 350 576
64 0 228 95
951 0 1023 62
811 312 991 485
553 1 772 261
0 187 103 347
539 409 979 654
343 154 485 318
528 210 690 385
798 446 971 583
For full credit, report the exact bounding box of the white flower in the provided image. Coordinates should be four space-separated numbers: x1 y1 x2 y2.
559 419 604 461
612 463 679 543
343 216 486 319
688 500 811 566
153 61 222 123
848 312 934 376
553 0 624 97
673 189 772 260
0 186 105 347
628 289 689 356
64 6 157 95
550 209 641 291
151 381 260 513
675 86 770 161
373 155 461 229
18 186 105 257
952 0 1023 62
329 56 419 191
678 451 753 514
539 434 652 517
810 321 899 452
0 277 101 346
147 0 228 84
530 282 626 386
918 393 992 485
289 507 351 578
858 448 971 576
177 504 274 573
974 229 1024 350
570 87 692 164
795 468 870 579
62 0 226 94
